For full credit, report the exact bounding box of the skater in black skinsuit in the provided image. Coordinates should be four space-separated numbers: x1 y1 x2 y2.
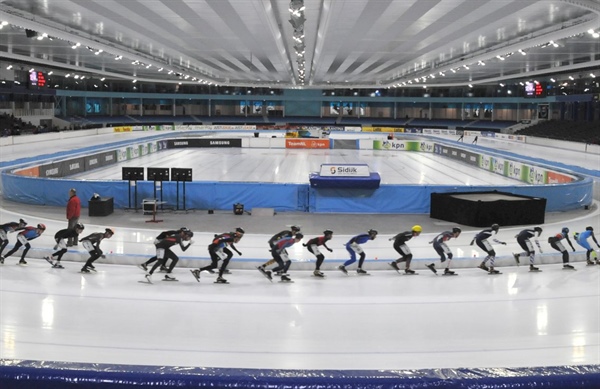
138 228 188 271
304 229 333 277
426 227 461 275
472 224 506 275
258 226 301 272
512 227 543 271
80 228 114 273
143 228 193 282
190 228 244 284
44 223 85 268
0 218 27 260
389 225 422 274
548 227 576 269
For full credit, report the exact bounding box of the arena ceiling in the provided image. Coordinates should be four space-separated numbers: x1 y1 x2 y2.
0 0 599 88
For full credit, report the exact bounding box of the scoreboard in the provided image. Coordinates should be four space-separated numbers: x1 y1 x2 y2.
29 71 47 87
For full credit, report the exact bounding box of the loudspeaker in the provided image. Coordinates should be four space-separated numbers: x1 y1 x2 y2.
147 167 169 181
122 167 144 181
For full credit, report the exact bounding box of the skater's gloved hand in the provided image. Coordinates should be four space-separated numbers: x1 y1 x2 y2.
101 254 106 259
501 241 507 245
53 245 58 250
327 248 333 252
302 243 307 247
573 249 576 252
469 239 474 246
235 250 242 256
388 238 393 241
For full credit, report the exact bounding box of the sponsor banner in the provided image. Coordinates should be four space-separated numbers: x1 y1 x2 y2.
285 139 330 149
373 140 434 152
507 161 525 181
114 126 133 132
142 125 157 131
14 166 40 177
167 138 242 148
423 128 456 135
433 144 478 166
84 154 103 171
491 156 506 175
127 146 140 160
403 128 423 133
162 125 174 131
527 166 547 185
457 149 479 166
363 126 403 133
132 126 144 131
175 125 189 131
39 162 62 178
140 143 148 156
344 126 362 132
158 140 169 150
479 154 492 171
547 171 575 184
101 151 117 166
116 148 128 162
199 125 255 131
148 142 158 153
496 133 527 143
58 157 86 176
319 164 370 177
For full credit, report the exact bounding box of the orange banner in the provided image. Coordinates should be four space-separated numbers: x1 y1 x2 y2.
547 171 574 184
285 139 330 149
14 166 40 177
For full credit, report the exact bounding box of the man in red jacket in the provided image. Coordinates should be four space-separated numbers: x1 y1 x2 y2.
66 188 81 246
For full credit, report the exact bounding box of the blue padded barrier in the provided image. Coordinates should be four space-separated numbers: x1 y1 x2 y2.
1 174 309 212
309 179 592 213
1 360 599 388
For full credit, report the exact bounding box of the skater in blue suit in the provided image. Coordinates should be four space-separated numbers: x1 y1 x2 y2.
574 226 600 265
338 229 377 275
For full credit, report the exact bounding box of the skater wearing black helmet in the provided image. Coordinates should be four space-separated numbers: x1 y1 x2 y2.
548 227 576 270
338 229 378 275
473 223 506 275
426 227 461 276
513 226 543 271
304 229 334 277
44 223 85 268
191 228 244 284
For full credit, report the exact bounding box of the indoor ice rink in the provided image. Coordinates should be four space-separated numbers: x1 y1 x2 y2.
0 131 598 374
1 0 600 387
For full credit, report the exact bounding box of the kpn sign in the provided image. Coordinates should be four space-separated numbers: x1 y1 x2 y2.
319 164 370 177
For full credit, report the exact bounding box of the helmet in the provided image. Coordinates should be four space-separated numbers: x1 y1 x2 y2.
323 229 333 235
295 233 304 239
491 224 500 232
37 223 46 230
105 228 115 235
290 225 300 232
19 218 27 226
534 227 543 233
184 230 194 238
452 227 462 234
180 227 189 232
368 229 378 236
561 227 569 234
412 225 422 233
75 223 85 230
586 226 594 231
236 227 245 234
